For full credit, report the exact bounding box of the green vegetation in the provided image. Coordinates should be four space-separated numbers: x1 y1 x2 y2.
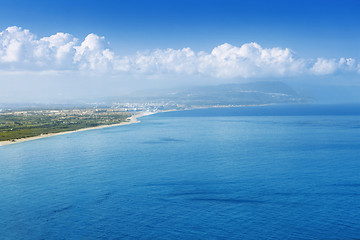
0 109 131 141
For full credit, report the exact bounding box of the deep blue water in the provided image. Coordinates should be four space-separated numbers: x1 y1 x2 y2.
1 104 360 239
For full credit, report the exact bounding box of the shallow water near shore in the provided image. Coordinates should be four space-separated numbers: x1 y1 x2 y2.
1 104 360 239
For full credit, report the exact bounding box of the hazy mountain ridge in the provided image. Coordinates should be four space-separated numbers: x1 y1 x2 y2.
0 82 310 110
126 81 309 106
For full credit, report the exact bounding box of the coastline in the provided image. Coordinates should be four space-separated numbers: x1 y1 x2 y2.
0 104 277 147
0 111 157 147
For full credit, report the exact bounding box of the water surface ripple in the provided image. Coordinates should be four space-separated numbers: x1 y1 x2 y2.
0 105 360 239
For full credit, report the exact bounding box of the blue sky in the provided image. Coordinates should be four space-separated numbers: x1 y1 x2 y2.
0 0 359 102
1 0 359 57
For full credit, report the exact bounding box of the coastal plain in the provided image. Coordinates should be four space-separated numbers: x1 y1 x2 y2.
0 109 155 146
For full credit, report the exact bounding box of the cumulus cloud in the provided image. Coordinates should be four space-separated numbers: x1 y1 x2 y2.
0 26 115 71
74 33 115 71
129 47 198 74
197 43 306 78
310 57 359 75
0 26 34 63
37 32 78 68
0 26 359 78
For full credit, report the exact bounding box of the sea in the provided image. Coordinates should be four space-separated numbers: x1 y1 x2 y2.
0 104 360 240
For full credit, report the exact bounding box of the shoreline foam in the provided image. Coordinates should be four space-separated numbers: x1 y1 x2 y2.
0 111 157 147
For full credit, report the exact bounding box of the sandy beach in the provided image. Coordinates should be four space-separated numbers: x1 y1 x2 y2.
0 111 157 147
0 105 272 147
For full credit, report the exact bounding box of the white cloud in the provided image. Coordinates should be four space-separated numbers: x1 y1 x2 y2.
0 26 34 63
74 33 115 71
310 58 338 75
310 57 359 75
0 26 115 71
37 32 78 68
0 26 359 78
196 43 306 78
121 43 307 78
129 47 197 74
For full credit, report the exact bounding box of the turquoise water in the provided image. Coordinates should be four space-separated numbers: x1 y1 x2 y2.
1 105 360 239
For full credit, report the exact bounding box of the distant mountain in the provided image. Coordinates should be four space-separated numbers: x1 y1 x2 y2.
0 82 310 110
126 81 310 107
